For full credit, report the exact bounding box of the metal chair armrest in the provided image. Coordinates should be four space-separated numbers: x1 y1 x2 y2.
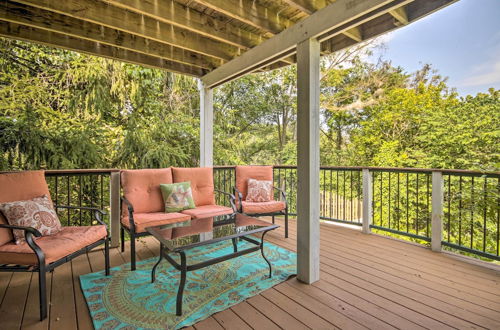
55 205 108 230
273 186 288 205
215 189 237 212
0 223 42 237
233 187 243 213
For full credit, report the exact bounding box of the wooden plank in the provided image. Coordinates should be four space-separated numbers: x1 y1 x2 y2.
15 0 239 61
193 316 223 330
20 272 52 330
0 1 220 70
320 255 500 329
71 254 94 330
273 281 367 329
49 262 77 329
0 272 32 329
285 279 396 330
0 22 205 76
246 294 309 330
320 225 500 295
260 287 337 329
201 0 413 87
103 0 264 49
274 224 500 316
211 308 252 329
230 301 281 330
192 0 294 35
0 271 13 303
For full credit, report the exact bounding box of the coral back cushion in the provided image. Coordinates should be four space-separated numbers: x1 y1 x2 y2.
172 167 215 206
0 171 51 246
235 166 273 200
121 168 173 214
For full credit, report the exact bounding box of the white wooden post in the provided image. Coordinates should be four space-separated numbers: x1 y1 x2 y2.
362 169 372 234
296 37 320 284
431 171 444 252
199 80 213 167
109 171 120 248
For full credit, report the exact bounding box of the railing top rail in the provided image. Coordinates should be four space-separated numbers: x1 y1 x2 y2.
271 165 499 176
44 169 120 175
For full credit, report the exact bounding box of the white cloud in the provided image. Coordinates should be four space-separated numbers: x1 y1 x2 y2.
459 49 500 87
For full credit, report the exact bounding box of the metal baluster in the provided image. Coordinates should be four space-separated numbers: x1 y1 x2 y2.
426 174 430 237
483 177 487 252
388 172 391 229
447 175 451 243
406 173 409 233
397 172 400 231
416 173 419 235
459 176 463 246
471 176 475 249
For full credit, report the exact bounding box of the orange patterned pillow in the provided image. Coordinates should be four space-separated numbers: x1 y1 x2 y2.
246 179 273 202
0 195 62 244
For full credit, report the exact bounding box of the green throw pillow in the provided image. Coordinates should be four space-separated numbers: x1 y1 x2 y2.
160 182 196 213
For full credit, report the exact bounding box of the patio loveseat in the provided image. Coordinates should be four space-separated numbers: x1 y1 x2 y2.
120 167 235 270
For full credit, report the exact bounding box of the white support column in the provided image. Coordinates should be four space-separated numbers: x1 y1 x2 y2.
362 169 372 234
109 171 120 248
431 171 444 252
296 37 320 284
198 80 213 167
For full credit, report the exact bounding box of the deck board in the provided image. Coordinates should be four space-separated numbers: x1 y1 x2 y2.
1 218 499 329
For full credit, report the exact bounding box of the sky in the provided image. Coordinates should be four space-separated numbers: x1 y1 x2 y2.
370 0 500 96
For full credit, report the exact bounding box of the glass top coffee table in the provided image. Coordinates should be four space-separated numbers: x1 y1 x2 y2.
146 213 279 316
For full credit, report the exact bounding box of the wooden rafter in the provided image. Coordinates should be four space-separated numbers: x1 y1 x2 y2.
102 0 264 49
191 0 294 35
14 0 240 61
389 6 409 25
281 0 330 14
0 21 205 76
201 0 416 87
0 1 221 70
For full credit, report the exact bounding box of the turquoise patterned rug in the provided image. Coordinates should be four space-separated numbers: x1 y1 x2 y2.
80 240 296 329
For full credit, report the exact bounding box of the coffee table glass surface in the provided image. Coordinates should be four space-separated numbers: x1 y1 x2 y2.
146 213 279 315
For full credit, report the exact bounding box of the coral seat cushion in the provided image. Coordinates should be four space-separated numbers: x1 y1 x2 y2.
121 212 190 233
172 167 215 206
0 171 51 246
235 166 273 200
0 225 107 265
180 205 233 219
242 201 286 214
121 168 173 216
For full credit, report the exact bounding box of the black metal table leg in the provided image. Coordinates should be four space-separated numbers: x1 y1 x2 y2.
260 231 272 278
176 251 187 316
232 237 238 252
151 244 164 283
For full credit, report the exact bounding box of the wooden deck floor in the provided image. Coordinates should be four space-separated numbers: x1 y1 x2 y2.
1 218 499 330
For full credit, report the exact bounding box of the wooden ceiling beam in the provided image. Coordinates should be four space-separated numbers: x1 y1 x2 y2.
280 0 330 14
0 1 221 70
202 0 416 87
342 27 363 42
191 0 294 35
0 21 206 76
389 6 409 25
14 0 239 61
102 0 264 49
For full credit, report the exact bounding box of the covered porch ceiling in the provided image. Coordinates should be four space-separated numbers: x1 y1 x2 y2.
0 0 455 85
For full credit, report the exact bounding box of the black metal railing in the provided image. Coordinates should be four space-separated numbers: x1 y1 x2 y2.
44 169 116 227
442 171 500 259
371 169 433 242
213 165 500 261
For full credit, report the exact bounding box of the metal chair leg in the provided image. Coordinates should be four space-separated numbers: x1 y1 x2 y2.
38 268 47 320
120 226 125 252
285 208 289 238
104 237 110 276
130 232 136 271
272 215 275 224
